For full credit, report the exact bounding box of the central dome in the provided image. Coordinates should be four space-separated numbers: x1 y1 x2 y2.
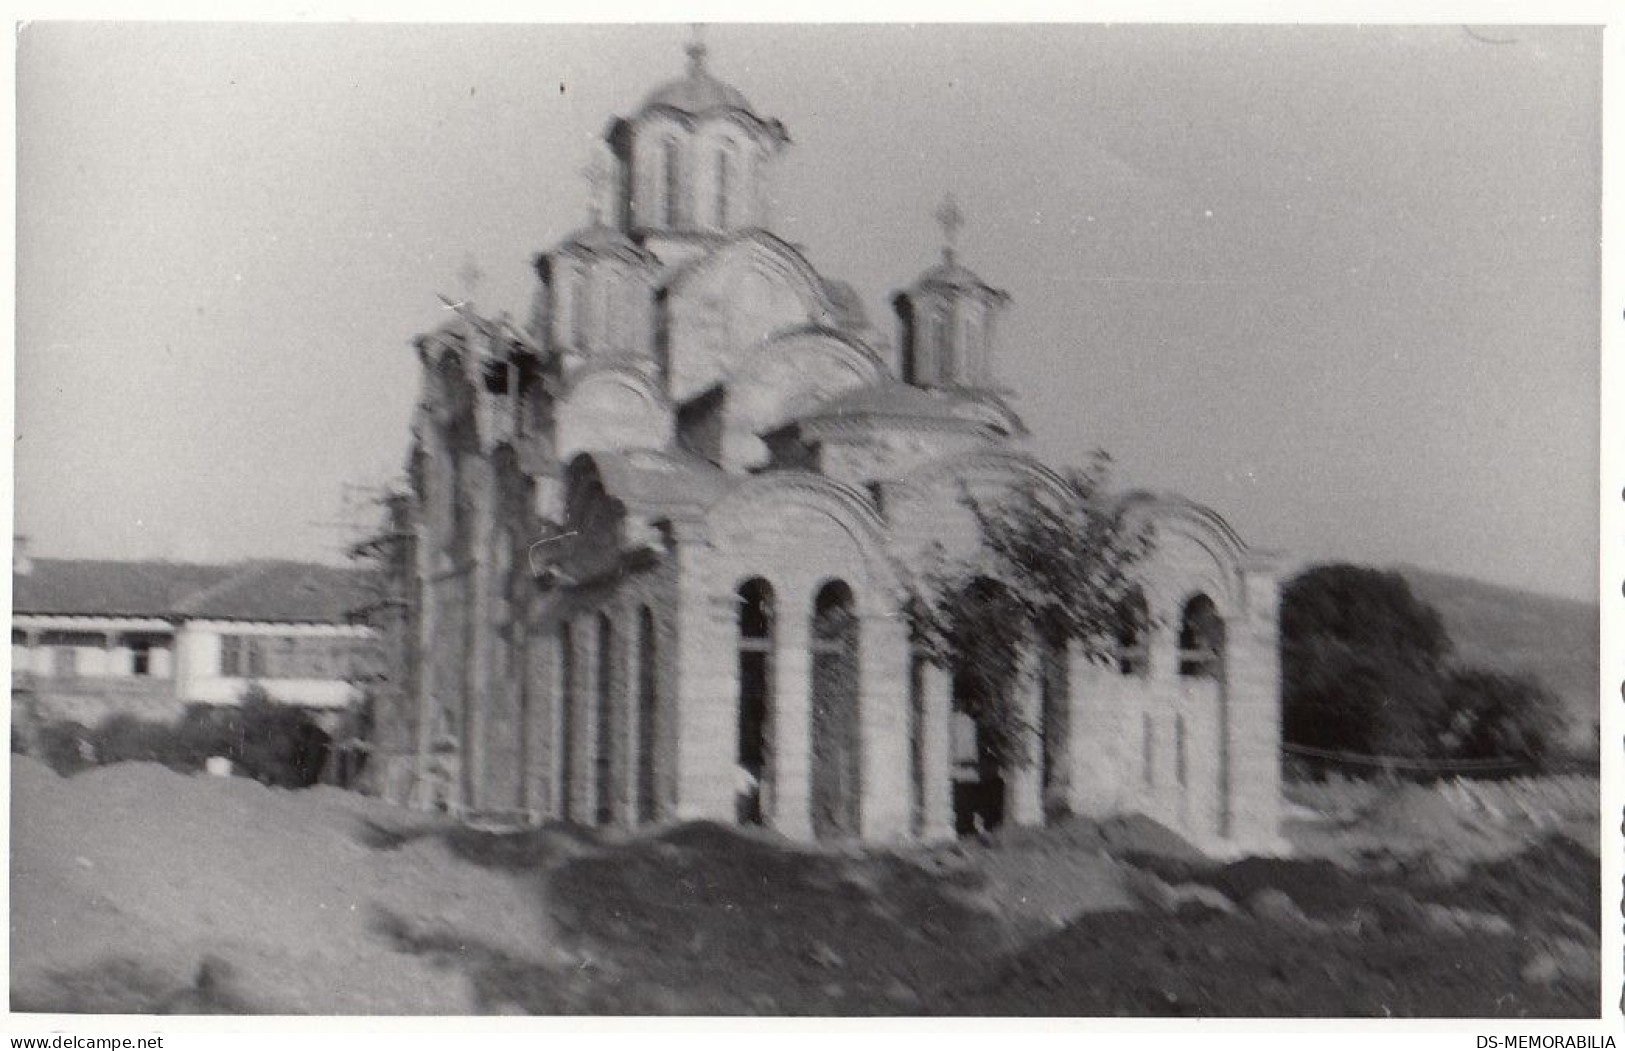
638 40 755 115
641 70 753 115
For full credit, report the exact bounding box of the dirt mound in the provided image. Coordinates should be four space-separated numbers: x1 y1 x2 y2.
12 755 1600 1016
521 821 1011 1014
931 906 1590 1017
986 811 1205 863
1419 832 1600 933
11 758 564 1014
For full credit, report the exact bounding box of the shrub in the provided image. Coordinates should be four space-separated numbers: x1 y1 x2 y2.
29 719 96 776
226 685 333 788
1283 563 1568 776
1437 669 1560 769
91 713 189 769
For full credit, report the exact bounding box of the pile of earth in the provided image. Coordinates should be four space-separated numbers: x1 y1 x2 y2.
10 755 1602 1017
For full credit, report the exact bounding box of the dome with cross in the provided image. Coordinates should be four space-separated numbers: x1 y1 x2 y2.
639 35 756 117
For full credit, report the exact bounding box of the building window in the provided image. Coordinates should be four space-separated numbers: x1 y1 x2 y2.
736 578 774 825
1116 588 1150 677
809 580 861 840
634 605 658 824
715 146 730 229
1039 629 1070 808
221 635 242 677
558 624 576 823
594 612 617 826
130 639 151 677
249 639 268 678
1177 594 1225 679
929 308 950 383
663 139 681 226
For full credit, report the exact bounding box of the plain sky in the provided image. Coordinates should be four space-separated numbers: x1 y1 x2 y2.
14 22 1602 600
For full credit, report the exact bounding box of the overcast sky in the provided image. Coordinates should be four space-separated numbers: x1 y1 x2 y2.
15 22 1601 600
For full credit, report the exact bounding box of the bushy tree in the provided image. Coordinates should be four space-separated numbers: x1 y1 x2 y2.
903 452 1154 769
1282 563 1566 773
180 685 332 788
1438 668 1560 768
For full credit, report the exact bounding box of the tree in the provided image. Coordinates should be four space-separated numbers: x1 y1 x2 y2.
902 451 1154 769
1438 668 1560 768
1281 565 1454 759
1282 563 1566 773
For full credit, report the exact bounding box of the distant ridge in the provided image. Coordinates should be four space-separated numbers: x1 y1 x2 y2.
1394 564 1599 748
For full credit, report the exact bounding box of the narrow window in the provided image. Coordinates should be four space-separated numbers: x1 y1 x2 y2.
929 308 951 383
595 612 617 825
1039 629 1071 811
663 139 681 226
220 635 241 677
1178 594 1225 679
809 580 861 840
558 624 576 822
1116 588 1150 678
715 146 730 229
635 605 658 824
736 579 774 825
131 639 151 677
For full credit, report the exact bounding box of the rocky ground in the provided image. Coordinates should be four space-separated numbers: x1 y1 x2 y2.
9 756 1602 1016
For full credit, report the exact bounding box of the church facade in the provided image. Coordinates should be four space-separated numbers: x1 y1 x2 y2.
373 41 1286 855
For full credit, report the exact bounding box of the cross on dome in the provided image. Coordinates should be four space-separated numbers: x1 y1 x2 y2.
685 23 708 75
934 193 965 262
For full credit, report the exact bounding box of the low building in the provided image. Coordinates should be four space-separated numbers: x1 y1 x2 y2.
11 543 375 730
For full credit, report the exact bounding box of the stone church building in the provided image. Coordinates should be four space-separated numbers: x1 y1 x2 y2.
372 40 1286 855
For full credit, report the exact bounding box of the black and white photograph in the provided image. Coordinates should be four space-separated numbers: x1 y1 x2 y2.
7 12 1614 1035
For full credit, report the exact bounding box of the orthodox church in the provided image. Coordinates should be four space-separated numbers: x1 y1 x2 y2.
372 38 1286 854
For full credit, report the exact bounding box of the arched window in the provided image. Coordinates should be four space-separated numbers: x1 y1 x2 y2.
810 580 861 840
594 612 617 825
1115 588 1150 678
634 605 658 824
736 578 774 825
715 145 731 229
558 623 576 822
663 138 681 227
1177 594 1225 679
929 307 951 384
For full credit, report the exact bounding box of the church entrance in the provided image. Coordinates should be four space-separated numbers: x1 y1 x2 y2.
947 577 1021 836
809 581 861 840
950 671 1006 835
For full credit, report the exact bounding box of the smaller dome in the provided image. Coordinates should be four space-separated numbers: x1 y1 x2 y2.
910 255 1010 303
917 258 987 292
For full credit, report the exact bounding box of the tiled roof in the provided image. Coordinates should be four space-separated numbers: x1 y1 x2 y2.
13 559 369 624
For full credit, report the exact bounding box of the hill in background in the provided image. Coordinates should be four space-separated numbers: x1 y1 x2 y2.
1396 565 1599 751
